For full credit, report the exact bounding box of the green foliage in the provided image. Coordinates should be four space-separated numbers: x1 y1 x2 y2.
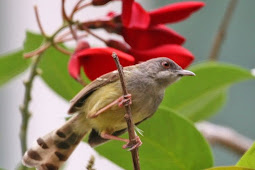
207 166 255 170
23 31 45 53
0 50 30 86
23 32 82 100
237 142 255 168
95 108 213 170
39 46 82 100
161 62 255 121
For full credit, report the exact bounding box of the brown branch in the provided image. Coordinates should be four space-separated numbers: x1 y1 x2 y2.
61 0 69 22
55 33 88 43
24 43 51 58
208 0 238 61
70 0 84 19
55 29 71 42
75 2 93 14
19 53 43 170
68 24 78 41
197 121 253 155
34 5 47 37
76 77 87 86
53 44 73 55
83 26 107 44
112 53 140 170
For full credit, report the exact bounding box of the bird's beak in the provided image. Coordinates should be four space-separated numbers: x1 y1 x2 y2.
176 69 196 76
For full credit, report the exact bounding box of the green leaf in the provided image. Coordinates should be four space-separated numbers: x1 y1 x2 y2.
0 50 30 86
206 166 255 170
161 62 254 121
39 46 82 100
24 31 44 53
24 31 82 100
95 108 213 170
237 142 255 168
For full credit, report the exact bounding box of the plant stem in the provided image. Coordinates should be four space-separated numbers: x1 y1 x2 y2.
197 121 253 155
208 0 238 61
112 53 140 170
19 54 43 169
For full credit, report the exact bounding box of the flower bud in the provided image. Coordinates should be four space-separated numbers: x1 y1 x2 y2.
74 41 90 53
106 39 130 53
92 0 112 6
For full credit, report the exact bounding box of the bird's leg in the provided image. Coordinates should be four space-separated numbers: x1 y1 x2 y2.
123 136 142 151
88 94 132 119
100 131 142 151
118 94 132 107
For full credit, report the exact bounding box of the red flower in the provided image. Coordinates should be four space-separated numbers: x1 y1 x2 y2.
68 47 135 80
121 0 205 50
68 1 204 81
130 44 194 69
123 25 185 50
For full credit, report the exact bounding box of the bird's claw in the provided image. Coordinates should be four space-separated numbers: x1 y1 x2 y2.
118 94 132 107
122 136 142 151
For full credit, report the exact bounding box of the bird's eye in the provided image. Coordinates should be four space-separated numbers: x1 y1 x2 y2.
161 61 171 69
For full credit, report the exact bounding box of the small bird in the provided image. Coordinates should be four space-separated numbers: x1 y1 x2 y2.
22 57 195 169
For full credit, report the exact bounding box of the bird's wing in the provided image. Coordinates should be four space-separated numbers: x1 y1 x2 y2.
68 71 119 114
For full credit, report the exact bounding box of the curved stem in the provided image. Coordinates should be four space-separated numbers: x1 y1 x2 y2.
208 0 238 61
83 26 107 44
19 53 43 169
34 5 47 37
74 2 93 15
24 42 51 58
70 0 84 19
53 44 73 55
197 121 253 155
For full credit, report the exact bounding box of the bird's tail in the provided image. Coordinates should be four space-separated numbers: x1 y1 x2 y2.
22 114 90 170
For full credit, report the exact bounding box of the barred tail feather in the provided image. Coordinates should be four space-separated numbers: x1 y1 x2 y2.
22 114 90 170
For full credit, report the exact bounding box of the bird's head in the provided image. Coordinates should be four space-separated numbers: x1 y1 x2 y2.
140 57 195 88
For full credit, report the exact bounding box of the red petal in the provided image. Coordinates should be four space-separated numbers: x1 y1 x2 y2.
68 54 81 79
149 1 205 25
121 0 133 26
70 48 135 80
122 25 185 50
130 44 194 68
122 1 150 28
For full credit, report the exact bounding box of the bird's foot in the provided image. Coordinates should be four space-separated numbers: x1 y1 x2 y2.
118 94 132 107
122 136 142 151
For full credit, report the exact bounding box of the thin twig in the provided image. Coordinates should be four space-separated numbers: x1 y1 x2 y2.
61 0 69 22
19 54 43 170
197 121 253 155
208 0 238 61
83 26 107 44
24 43 51 58
75 2 93 14
68 24 78 41
53 44 73 55
112 53 140 170
55 33 88 43
62 0 79 41
55 29 71 42
70 0 84 19
77 77 87 86
34 5 47 37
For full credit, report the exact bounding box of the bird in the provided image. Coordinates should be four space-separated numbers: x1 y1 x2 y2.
22 57 195 169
